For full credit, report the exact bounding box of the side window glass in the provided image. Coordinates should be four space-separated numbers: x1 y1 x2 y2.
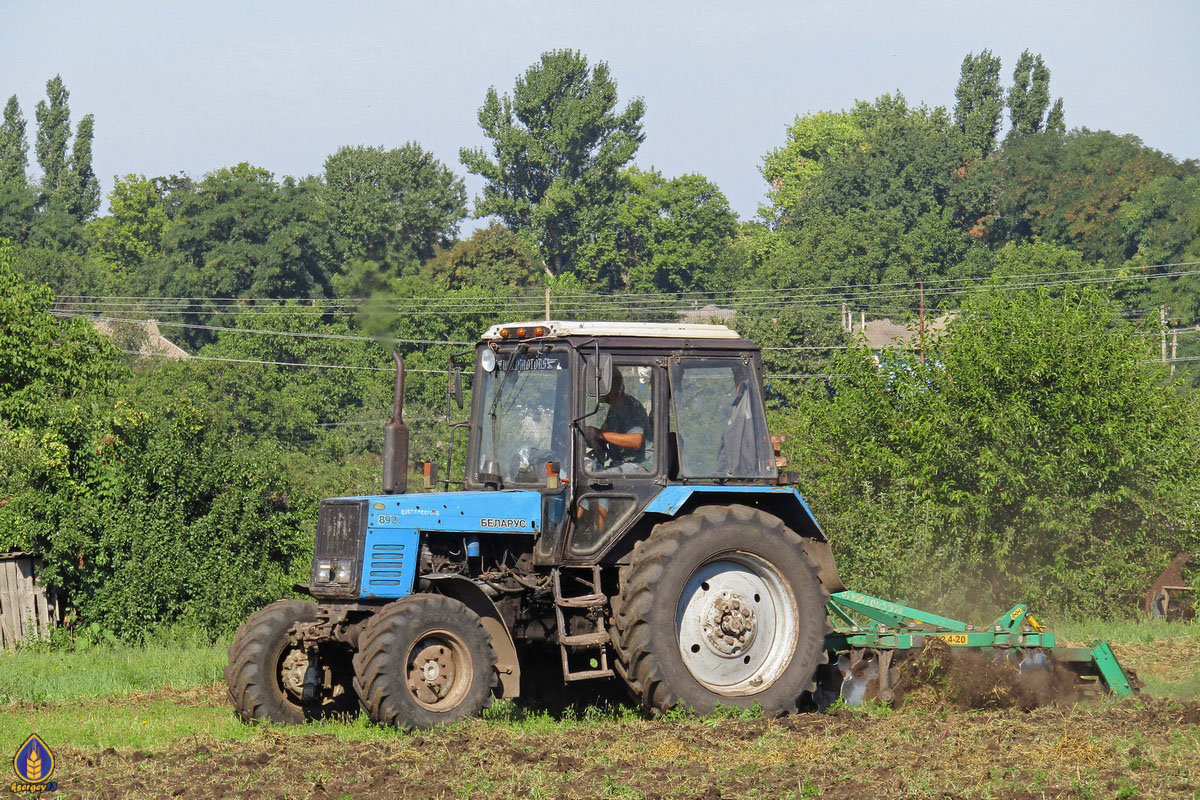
582 364 656 476
571 495 637 555
669 360 776 479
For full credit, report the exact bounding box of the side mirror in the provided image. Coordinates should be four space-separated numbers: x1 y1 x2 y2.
585 353 613 398
448 369 464 410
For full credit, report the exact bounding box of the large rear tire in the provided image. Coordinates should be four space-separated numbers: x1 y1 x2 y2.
225 599 356 724
353 594 497 729
612 504 828 715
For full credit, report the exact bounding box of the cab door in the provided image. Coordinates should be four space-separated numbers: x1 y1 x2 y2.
562 357 665 564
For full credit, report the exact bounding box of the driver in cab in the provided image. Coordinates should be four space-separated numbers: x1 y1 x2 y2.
585 370 651 472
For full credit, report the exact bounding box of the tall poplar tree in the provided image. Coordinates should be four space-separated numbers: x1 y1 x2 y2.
953 50 1004 154
34 75 71 201
460 50 645 276
0 96 35 241
0 96 28 186
63 113 99 219
1007 50 1062 138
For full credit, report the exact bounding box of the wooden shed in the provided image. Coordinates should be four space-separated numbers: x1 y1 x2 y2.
0 552 60 650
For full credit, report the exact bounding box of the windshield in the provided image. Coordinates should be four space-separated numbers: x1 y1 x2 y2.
475 349 570 485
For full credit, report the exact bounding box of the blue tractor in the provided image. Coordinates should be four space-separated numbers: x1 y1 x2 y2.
226 320 842 727
225 320 1135 728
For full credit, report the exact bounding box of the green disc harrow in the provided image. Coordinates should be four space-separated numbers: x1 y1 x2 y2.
823 590 1137 704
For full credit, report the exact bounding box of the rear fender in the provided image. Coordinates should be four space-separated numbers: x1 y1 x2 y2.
642 486 844 592
420 574 521 698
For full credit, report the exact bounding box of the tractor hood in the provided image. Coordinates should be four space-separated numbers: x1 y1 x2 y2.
335 490 543 535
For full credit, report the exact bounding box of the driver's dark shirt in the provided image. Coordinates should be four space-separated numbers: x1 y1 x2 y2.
602 393 651 465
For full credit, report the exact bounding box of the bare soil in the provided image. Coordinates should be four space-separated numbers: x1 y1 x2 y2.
50 698 1200 800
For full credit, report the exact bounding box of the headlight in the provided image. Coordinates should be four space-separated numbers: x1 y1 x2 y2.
334 559 353 584
316 559 332 583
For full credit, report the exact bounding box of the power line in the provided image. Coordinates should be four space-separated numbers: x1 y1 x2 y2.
53 259 1200 305
119 350 452 373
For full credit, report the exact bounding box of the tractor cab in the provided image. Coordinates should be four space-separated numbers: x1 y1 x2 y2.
463 321 780 564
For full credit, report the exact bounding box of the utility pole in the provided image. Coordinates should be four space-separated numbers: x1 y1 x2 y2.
1160 306 1168 364
545 287 551 321
1171 327 1178 376
918 282 926 364
841 301 849 333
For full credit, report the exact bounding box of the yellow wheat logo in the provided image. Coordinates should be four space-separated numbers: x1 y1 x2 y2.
12 733 54 786
24 750 42 781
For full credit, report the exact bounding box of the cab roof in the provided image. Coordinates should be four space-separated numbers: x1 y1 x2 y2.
481 320 741 341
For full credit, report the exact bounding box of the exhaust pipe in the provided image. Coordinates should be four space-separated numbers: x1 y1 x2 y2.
382 351 409 494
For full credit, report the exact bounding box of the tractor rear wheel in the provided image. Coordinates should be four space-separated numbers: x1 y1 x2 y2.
225 599 356 724
353 594 497 729
612 504 828 715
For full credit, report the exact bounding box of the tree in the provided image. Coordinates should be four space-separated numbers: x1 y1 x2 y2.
777 265 1200 613
760 111 863 221
34 76 71 201
608 168 738 293
953 50 1004 155
0 96 35 242
460 50 645 276
155 164 333 308
0 96 28 186
422 222 539 291
88 174 172 284
1007 50 1062 138
322 144 466 272
62 113 99 220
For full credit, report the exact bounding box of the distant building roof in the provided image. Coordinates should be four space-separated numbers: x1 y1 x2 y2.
860 314 953 350
92 318 189 359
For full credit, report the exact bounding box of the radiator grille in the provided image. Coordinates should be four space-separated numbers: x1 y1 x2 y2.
315 500 366 559
311 499 367 598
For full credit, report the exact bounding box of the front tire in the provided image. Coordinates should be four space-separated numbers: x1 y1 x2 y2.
612 504 828 715
353 594 497 729
225 599 356 724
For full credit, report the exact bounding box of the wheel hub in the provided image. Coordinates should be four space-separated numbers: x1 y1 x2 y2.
676 553 799 694
703 591 757 655
408 642 457 705
280 649 309 700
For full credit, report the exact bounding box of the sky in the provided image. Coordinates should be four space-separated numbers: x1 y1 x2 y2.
2 0 1198 229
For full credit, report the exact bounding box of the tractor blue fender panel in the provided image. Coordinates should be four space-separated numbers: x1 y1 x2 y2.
422 574 521 699
643 485 825 539
358 528 421 599
334 489 542 534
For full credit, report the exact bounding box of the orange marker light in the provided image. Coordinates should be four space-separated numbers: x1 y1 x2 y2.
499 328 510 338
516 327 527 338
534 326 546 337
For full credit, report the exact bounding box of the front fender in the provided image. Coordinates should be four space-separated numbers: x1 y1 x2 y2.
420 574 521 698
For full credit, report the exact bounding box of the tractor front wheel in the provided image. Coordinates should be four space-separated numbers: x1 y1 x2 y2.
612 504 828 715
353 594 497 729
225 599 356 724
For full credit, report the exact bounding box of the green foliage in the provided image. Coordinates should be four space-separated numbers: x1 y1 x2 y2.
461 49 645 277
87 174 172 282
422 221 540 291
1007 50 1060 139
34 75 71 200
149 164 334 339
0 238 123 423
62 112 100 220
0 95 28 187
996 130 1199 266
954 50 1004 155
323 143 466 272
760 111 864 220
0 260 324 639
607 168 737 294
781 262 1200 614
